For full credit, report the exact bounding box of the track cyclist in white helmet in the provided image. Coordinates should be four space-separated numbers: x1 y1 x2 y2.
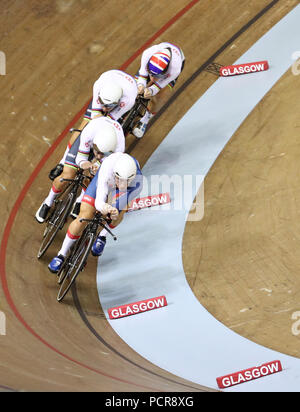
133 42 185 139
48 153 143 273
36 116 125 223
49 69 138 180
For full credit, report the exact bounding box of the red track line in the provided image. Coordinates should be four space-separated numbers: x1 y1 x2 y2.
0 0 200 390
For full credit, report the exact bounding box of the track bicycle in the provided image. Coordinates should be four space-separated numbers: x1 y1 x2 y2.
37 168 91 259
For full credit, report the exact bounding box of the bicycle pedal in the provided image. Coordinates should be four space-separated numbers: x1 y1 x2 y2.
70 202 81 219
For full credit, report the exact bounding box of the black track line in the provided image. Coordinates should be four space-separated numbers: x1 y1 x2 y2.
72 0 281 391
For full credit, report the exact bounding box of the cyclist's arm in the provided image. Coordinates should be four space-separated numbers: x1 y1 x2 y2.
147 71 180 96
94 161 118 218
90 78 104 120
75 122 94 168
76 151 91 169
95 185 111 215
136 74 148 89
94 158 110 213
136 48 152 88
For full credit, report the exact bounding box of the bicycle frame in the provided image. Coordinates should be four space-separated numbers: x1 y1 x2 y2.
56 212 117 301
121 96 150 137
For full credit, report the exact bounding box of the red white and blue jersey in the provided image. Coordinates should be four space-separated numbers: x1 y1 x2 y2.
136 42 185 96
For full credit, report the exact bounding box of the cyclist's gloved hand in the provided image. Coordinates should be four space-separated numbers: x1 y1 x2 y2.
143 88 153 99
137 84 145 95
101 203 119 220
109 207 119 220
90 162 100 176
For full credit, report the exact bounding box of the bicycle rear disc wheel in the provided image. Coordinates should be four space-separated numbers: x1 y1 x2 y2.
57 232 94 302
37 191 75 259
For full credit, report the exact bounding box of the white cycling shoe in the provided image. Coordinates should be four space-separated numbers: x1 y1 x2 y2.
35 203 50 223
133 121 148 139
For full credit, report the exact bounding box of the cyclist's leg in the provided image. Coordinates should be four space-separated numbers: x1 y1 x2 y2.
60 168 99 251
78 170 106 256
55 164 77 192
36 137 80 223
68 202 95 238
49 101 93 181
48 201 95 273
50 134 81 196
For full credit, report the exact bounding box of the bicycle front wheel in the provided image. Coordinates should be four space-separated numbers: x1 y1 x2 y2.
57 231 95 302
37 191 75 259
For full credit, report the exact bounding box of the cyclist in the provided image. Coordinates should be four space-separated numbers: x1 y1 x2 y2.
133 42 185 138
48 153 143 273
49 69 138 180
35 116 125 223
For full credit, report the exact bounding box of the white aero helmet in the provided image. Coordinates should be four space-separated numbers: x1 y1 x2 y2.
113 153 137 182
93 122 117 153
99 81 123 109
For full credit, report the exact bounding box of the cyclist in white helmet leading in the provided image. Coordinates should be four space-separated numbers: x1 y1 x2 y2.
48 153 143 273
36 116 126 223
49 69 138 180
133 42 185 139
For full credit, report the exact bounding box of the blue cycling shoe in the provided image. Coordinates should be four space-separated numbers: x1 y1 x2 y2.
48 255 65 274
91 236 106 257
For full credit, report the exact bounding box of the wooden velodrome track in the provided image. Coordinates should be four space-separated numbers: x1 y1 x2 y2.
0 0 299 392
